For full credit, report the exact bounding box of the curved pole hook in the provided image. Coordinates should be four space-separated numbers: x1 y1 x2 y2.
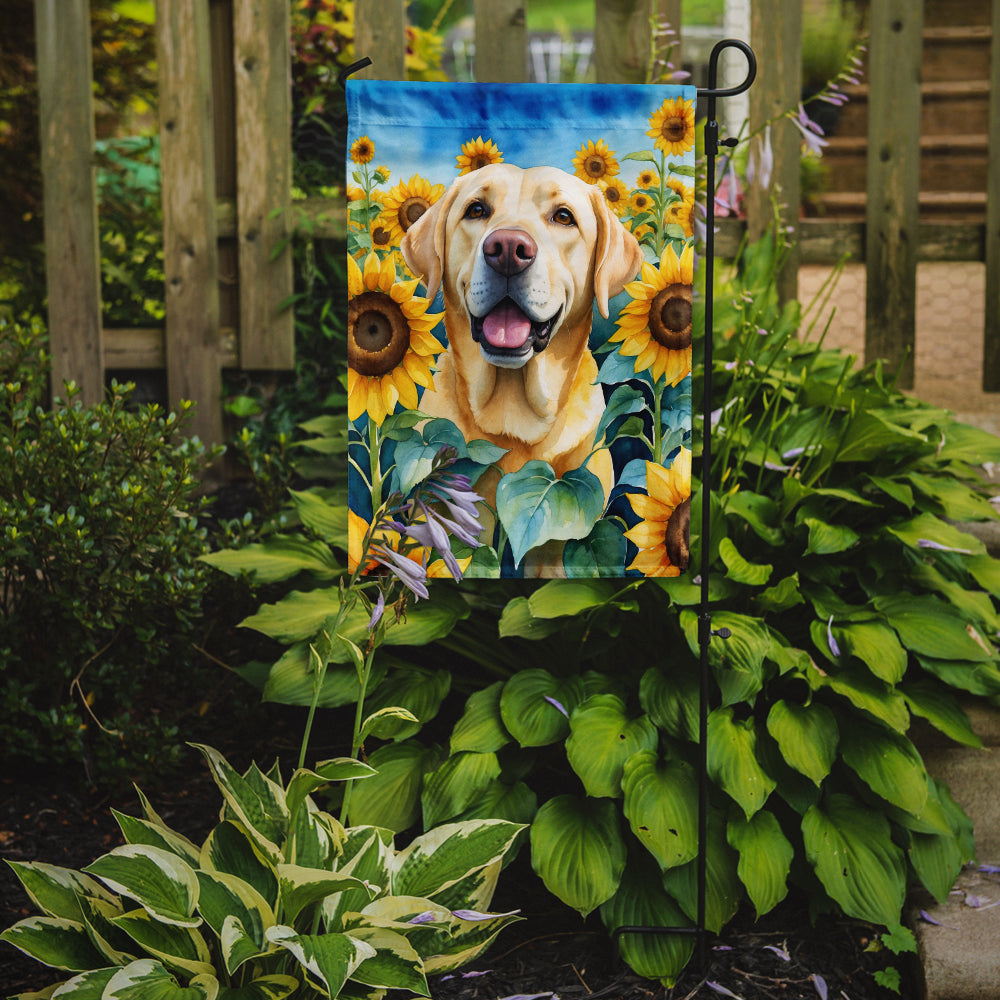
698 38 756 99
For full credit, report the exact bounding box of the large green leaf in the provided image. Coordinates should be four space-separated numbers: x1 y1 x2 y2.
565 695 658 798
450 682 511 754
835 621 907 683
812 663 910 732
421 751 502 828
680 610 770 706
802 517 859 556
886 511 985 556
499 670 585 747
496 461 606 565
345 926 429 995
916 655 1000 697
727 811 793 918
526 579 619 618
874 594 995 662
765 700 838 786
265 926 375 998
110 909 214 978
392 820 524 900
285 759 376 822
103 959 218 1000
346 740 441 832
718 537 773 585
530 795 627 917
362 667 451 741
0 916 107 972
621 751 699 871
288 488 347 544
838 718 928 817
200 536 339 584
599 853 694 987
901 680 982 748
83 846 200 928
639 665 699 742
497 597 565 639
4 862 118 923
801 793 906 926
707 708 776 818
834 410 927 463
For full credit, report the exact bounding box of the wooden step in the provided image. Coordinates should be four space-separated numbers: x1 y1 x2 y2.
922 25 992 83
814 189 987 222
822 134 988 192
830 80 991 137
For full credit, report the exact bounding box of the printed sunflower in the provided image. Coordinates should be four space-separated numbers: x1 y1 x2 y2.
347 251 444 426
456 136 504 174
629 190 656 215
665 179 695 237
646 97 696 156
380 174 446 244
608 242 694 386
624 449 692 577
636 168 659 189
599 177 630 216
572 138 619 185
350 134 375 164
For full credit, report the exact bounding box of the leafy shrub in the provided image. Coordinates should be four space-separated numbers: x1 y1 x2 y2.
207 232 1000 985
1 743 524 998
0 317 220 783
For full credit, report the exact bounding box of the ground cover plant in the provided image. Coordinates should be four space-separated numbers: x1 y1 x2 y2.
201 227 1000 987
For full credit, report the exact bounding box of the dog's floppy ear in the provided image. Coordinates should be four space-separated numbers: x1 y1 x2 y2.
590 188 644 318
400 180 464 301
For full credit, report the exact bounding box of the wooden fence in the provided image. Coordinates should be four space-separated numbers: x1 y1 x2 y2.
33 0 1000 445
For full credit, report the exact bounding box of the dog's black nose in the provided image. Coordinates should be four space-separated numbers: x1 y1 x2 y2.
483 228 537 277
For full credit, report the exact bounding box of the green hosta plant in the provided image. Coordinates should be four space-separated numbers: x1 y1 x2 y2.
1 744 524 999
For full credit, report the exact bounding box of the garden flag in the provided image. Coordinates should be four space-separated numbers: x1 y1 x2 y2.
346 80 696 579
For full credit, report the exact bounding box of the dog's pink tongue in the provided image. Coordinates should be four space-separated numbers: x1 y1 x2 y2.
482 301 532 349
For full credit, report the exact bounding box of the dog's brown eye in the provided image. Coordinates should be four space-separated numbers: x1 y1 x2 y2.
552 207 576 227
463 200 490 221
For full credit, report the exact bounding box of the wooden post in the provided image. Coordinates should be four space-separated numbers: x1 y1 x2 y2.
864 0 923 389
354 0 406 80
747 0 801 306
474 0 527 82
157 0 223 444
983 0 1000 391
34 0 104 405
233 0 294 369
595 0 675 84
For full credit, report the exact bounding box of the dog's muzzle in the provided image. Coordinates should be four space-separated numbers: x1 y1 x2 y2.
471 299 562 369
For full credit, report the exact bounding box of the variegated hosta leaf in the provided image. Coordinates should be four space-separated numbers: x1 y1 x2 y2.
706 707 776 819
323 829 393 931
214 974 300 1000
110 908 214 979
661 811 742 934
727 810 793 918
83 845 200 928
0 916 107 971
77 894 136 966
599 854 694 987
391 820 524 901
425 859 501 915
112 810 202 868
4 861 118 922
529 795 626 917
565 695 658 799
285 761 376 823
102 958 218 999
265 925 376 998
421 751 502 829
421 907 522 975
276 864 375 925
191 745 288 863
200 822 279 911
287 803 342 871
345 926 429 995
450 681 511 754
47 966 118 997
765 700 838 786
802 793 906 926
195 871 274 973
621 751 699 871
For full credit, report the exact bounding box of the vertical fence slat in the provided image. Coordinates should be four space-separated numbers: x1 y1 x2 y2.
594 0 655 84
354 0 406 80
157 0 223 445
233 0 294 369
34 0 103 405
474 0 527 82
983 0 1000 390
864 0 923 389
746 0 801 304
655 0 682 78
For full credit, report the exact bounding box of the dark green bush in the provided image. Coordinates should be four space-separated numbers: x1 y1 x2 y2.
0 316 220 783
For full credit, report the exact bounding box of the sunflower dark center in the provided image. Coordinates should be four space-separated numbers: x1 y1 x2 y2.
585 155 606 177
399 196 429 229
606 187 621 202
371 225 392 247
471 155 492 170
662 115 687 141
665 497 691 570
649 283 693 350
348 290 410 377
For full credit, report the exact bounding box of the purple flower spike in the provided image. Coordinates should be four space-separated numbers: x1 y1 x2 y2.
827 615 841 658
791 104 829 156
917 538 972 554
407 911 438 925
812 974 828 1000
370 543 429 600
544 695 569 718
763 944 790 962
706 983 742 999
367 590 385 631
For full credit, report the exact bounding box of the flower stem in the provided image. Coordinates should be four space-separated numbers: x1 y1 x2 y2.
339 642 377 826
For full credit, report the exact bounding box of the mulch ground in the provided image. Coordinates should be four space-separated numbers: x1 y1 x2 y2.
1 745 914 1000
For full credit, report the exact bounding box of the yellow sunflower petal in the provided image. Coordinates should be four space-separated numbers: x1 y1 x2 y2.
628 492 674 521
390 367 420 411
347 253 364 298
362 251 382 291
